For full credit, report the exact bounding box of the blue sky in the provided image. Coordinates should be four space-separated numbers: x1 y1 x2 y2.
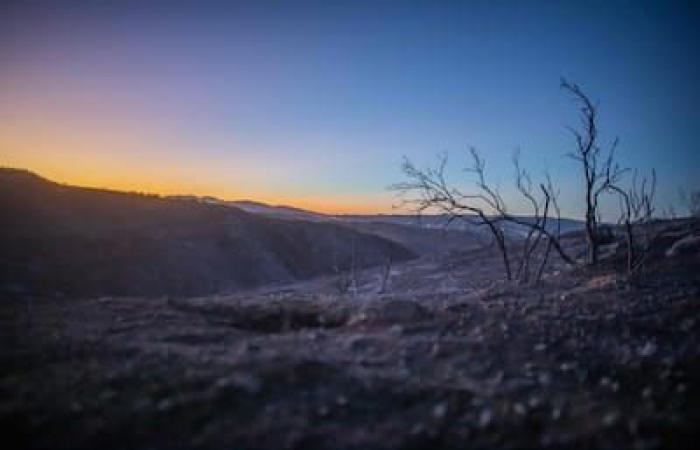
1 0 698 217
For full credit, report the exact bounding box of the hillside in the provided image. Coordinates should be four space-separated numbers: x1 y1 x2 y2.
181 197 494 256
225 199 585 242
229 199 331 222
210 199 582 255
0 169 414 297
342 214 585 238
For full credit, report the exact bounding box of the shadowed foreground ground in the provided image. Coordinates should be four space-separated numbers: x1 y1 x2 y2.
1 242 699 449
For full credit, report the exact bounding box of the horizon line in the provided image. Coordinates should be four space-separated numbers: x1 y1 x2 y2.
1 165 588 221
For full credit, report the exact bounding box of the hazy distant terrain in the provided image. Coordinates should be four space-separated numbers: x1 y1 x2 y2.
185 195 586 256
229 198 586 239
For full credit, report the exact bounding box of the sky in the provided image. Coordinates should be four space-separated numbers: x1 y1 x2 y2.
1 0 699 217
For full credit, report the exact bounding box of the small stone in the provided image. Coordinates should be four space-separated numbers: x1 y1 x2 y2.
602 411 619 427
528 397 541 408
478 408 493 428
638 341 657 357
680 318 695 332
513 402 526 416
432 402 448 420
559 362 575 371
538 372 552 386
157 398 173 411
215 373 262 395
551 406 562 420
410 423 426 435
308 330 324 340
534 343 547 352
389 324 404 335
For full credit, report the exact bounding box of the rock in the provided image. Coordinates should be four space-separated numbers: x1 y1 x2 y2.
478 408 493 428
680 317 695 332
410 423 427 436
559 362 576 372
214 373 262 395
538 372 552 386
307 330 325 340
513 402 527 416
665 234 700 257
638 341 657 357
602 411 620 427
551 406 562 420
157 398 174 411
388 324 404 335
432 402 448 420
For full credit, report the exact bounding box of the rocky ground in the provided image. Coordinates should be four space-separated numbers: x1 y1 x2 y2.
1 227 699 449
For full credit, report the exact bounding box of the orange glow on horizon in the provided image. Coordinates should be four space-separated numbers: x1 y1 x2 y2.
0 116 395 215
0 161 396 215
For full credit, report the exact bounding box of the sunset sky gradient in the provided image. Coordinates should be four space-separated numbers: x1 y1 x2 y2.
1 0 698 216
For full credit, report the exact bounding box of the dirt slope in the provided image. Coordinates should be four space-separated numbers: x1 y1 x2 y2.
1 229 698 449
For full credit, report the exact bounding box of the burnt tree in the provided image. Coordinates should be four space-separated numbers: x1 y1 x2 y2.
561 78 627 265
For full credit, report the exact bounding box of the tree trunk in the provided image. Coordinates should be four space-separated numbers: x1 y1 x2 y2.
585 209 598 265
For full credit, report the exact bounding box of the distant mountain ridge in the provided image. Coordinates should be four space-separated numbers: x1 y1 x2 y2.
172 195 585 239
0 168 414 297
171 195 584 237
228 200 332 222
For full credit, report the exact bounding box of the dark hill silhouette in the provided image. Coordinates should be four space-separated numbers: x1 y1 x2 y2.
0 168 414 297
